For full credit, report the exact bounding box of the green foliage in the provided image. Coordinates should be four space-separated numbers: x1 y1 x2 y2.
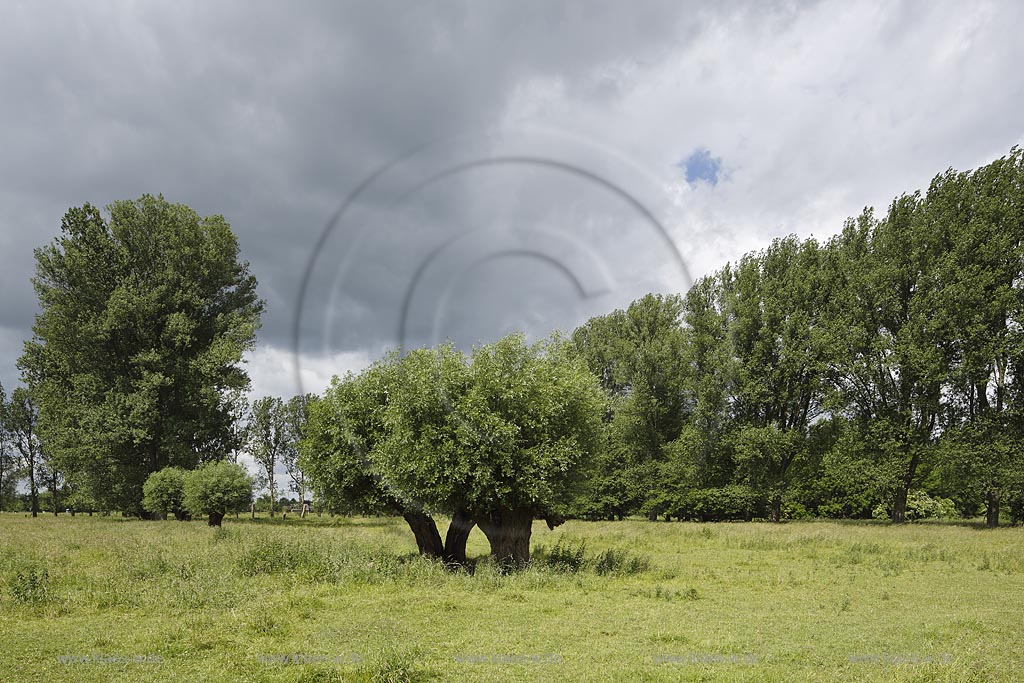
141 466 186 518
246 396 290 514
181 461 253 522
536 538 588 573
872 490 960 521
592 547 650 576
675 485 762 522
19 195 263 515
299 367 402 516
8 565 51 604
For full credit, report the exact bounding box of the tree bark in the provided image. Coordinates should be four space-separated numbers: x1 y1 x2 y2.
208 512 225 527
986 489 1000 528
29 470 38 518
891 487 908 524
402 510 444 559
476 507 534 569
891 445 921 524
443 508 475 566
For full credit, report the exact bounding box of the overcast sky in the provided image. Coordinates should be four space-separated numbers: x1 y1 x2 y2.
3 1 1023 433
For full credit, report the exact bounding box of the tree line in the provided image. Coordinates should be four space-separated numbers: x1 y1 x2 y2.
1 149 1022 564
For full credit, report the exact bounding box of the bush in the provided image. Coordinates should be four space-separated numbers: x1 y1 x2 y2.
182 461 253 526
142 467 188 519
675 486 762 522
872 490 960 521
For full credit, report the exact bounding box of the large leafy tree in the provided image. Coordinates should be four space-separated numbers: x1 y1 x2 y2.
19 195 263 514
823 197 948 523
375 335 604 567
300 357 474 563
931 148 1024 525
571 294 691 518
722 237 830 521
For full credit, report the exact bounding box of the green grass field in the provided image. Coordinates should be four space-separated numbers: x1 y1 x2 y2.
1 513 1021 682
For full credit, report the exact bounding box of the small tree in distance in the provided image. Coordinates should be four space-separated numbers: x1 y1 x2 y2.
246 397 288 517
182 461 253 526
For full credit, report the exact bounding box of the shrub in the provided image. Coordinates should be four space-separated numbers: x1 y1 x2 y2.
872 490 960 521
142 467 188 520
676 486 762 522
182 461 253 526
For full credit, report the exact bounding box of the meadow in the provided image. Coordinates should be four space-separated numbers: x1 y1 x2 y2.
0 513 1021 682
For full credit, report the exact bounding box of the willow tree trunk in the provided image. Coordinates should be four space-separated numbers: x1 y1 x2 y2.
443 509 475 566
986 489 1000 528
476 507 534 569
403 511 444 559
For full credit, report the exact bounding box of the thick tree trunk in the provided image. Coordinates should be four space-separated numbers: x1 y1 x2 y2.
770 499 782 523
403 510 444 559
476 507 534 569
891 446 921 524
891 487 908 524
986 489 1000 528
208 512 225 527
443 508 474 566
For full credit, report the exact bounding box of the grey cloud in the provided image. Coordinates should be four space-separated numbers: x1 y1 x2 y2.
1 0 1023 397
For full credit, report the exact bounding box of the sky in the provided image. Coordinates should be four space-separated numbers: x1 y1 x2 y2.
2 0 1023 495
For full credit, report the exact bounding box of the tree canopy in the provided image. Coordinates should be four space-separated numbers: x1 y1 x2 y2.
18 195 263 515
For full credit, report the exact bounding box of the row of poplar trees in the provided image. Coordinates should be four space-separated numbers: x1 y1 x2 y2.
569 147 1024 526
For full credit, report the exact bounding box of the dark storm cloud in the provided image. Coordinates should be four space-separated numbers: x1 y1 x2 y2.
0 0 704 394
3 0 1024 400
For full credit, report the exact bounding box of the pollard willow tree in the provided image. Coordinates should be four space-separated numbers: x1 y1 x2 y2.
375 334 605 568
300 357 476 564
18 196 263 515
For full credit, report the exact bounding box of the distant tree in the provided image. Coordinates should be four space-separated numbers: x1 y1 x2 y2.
246 397 289 517
18 195 263 515
929 149 1024 526
720 237 830 521
282 393 316 512
142 467 188 520
38 453 63 516
0 381 15 512
182 461 253 526
5 387 42 517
